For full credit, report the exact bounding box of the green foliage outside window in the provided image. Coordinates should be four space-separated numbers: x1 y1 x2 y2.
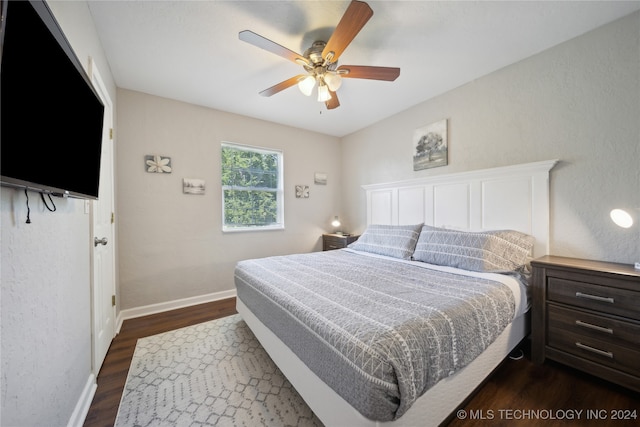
221 143 283 230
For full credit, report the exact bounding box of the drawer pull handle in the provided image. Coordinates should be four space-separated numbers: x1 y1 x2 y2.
575 342 614 358
575 320 613 334
575 292 614 304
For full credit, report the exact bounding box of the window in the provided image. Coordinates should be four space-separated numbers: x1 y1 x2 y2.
221 142 284 232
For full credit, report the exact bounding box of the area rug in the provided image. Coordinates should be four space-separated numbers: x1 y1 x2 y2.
115 314 323 427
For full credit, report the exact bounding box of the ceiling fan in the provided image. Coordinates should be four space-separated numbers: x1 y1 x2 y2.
239 0 400 110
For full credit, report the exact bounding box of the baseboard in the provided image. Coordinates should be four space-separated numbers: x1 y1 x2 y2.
116 289 237 333
67 374 97 427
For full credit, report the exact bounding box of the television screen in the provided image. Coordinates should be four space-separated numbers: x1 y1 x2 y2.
1 0 105 200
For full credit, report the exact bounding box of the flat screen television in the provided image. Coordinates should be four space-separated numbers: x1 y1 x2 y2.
1 0 105 200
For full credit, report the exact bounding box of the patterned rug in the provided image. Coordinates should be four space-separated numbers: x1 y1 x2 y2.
115 314 323 427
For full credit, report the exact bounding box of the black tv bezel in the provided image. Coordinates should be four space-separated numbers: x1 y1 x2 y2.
0 0 105 200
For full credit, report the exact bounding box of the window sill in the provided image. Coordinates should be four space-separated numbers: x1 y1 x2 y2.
222 224 285 233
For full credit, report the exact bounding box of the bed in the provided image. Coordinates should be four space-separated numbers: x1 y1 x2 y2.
235 160 558 426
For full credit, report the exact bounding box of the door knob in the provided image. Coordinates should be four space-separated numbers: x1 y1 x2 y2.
94 237 108 247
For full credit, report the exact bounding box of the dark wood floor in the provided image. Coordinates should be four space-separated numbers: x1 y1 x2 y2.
446 340 639 426
84 298 638 427
83 298 237 427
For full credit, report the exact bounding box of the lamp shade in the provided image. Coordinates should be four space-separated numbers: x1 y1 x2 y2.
331 216 341 227
324 72 342 92
317 84 331 102
298 75 315 96
610 208 640 270
611 209 633 228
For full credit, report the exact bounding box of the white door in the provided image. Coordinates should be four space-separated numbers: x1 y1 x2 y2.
89 59 116 373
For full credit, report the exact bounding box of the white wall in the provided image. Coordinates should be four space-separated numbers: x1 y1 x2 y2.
341 11 640 266
0 1 117 425
116 90 340 310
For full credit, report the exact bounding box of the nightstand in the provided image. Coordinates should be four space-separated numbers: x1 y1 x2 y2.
531 255 640 392
322 234 359 251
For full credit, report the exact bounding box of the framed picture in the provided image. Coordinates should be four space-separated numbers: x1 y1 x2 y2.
145 155 172 173
413 119 448 171
314 172 327 185
183 178 205 195
295 185 309 198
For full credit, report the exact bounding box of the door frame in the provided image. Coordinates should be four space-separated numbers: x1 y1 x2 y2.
88 57 116 374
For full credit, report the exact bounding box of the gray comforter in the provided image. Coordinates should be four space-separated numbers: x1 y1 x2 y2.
234 249 517 421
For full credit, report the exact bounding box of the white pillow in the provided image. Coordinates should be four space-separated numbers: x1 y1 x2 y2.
413 225 534 272
348 224 423 260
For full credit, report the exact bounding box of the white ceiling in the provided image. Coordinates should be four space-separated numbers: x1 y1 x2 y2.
87 1 640 137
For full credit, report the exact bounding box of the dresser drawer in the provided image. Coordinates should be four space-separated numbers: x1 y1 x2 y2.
547 304 640 349
547 277 640 320
322 234 359 251
532 256 640 391
548 327 640 378
324 236 345 250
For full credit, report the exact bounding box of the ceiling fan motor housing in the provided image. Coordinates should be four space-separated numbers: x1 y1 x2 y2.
305 41 328 65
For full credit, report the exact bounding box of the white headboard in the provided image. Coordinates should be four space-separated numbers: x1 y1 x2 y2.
362 160 559 257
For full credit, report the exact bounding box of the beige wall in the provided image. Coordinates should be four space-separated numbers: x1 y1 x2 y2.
341 11 640 265
116 90 340 309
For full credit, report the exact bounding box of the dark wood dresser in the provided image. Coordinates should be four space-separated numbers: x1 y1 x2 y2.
531 255 640 392
322 233 359 251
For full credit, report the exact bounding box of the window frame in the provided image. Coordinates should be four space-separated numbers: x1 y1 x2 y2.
221 141 284 233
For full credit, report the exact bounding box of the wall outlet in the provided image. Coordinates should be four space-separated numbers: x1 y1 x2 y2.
635 262 640 270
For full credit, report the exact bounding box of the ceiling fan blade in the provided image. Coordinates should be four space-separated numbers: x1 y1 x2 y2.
322 1 373 62
337 65 400 81
239 30 308 65
259 75 306 97
325 91 340 110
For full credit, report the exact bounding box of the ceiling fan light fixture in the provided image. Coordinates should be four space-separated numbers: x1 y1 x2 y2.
324 72 342 92
239 1 399 109
298 75 315 96
317 83 331 102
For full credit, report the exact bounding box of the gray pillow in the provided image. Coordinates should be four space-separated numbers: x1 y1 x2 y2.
413 225 535 272
348 223 423 260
